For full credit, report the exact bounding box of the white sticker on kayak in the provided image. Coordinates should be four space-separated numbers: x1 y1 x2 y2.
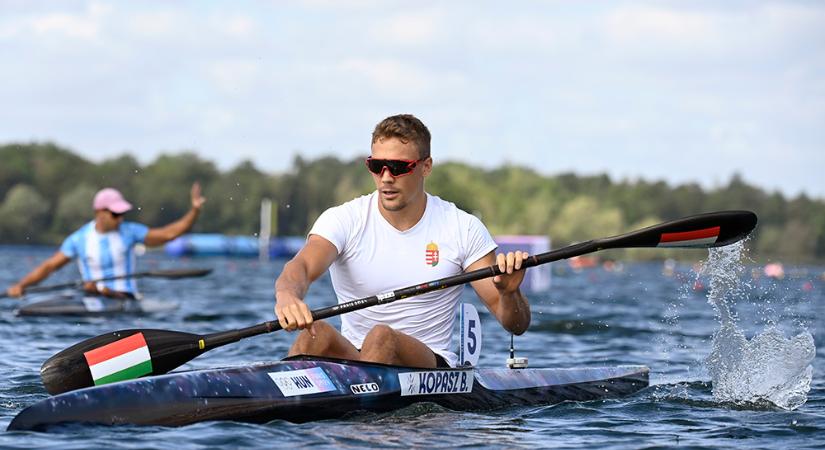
268 367 336 397
82 297 105 312
350 382 380 394
398 370 473 396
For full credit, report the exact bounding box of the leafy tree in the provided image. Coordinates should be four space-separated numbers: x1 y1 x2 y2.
276 156 366 235
133 152 219 228
51 184 98 241
0 142 93 207
774 220 816 260
209 160 278 235
0 184 50 243
549 196 624 246
94 154 142 195
0 144 34 200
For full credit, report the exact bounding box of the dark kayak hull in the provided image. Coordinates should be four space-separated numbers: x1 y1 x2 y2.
8 356 649 431
15 293 178 316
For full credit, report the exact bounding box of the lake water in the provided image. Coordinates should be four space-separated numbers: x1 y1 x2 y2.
0 245 821 449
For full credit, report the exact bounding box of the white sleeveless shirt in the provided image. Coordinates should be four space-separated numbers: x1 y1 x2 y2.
308 192 497 367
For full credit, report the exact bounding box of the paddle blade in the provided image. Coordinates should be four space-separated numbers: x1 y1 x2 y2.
145 268 213 279
41 329 204 395
601 210 757 250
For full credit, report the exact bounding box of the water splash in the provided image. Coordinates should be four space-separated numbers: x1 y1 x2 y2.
702 241 815 410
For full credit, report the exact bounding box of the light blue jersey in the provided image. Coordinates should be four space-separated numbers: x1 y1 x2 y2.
59 221 149 294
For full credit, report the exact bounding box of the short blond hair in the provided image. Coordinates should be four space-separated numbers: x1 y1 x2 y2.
371 114 431 159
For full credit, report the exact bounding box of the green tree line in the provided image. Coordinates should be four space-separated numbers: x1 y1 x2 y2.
1 142 823 262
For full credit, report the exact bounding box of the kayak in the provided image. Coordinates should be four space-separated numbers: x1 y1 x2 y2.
8 356 649 430
15 292 179 317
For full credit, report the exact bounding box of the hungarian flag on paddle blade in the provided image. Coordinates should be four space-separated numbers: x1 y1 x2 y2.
657 226 720 248
83 332 153 386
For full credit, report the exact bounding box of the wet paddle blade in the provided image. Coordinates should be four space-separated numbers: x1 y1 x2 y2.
599 210 757 250
41 329 205 395
144 268 213 279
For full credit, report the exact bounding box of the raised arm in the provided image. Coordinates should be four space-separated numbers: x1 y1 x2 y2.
6 251 71 297
143 182 207 247
274 234 339 332
467 250 531 335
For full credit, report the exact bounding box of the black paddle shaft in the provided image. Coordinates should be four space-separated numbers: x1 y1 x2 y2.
41 210 756 395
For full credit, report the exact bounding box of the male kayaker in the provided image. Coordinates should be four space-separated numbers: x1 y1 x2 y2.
275 114 530 368
5 183 206 299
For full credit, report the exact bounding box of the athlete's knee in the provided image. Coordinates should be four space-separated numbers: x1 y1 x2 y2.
288 330 313 354
361 325 404 364
289 321 334 355
309 320 336 337
363 324 396 348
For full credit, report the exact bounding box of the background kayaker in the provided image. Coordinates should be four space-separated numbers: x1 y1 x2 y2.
5 183 206 299
275 114 530 368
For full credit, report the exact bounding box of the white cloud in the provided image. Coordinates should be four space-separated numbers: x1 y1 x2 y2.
368 8 446 46
25 2 109 40
127 11 179 38
206 60 263 96
464 14 577 54
604 6 720 48
338 58 453 99
761 2 825 35
219 14 257 39
298 0 388 9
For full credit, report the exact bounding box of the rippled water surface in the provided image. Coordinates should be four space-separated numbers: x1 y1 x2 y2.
1 246 822 449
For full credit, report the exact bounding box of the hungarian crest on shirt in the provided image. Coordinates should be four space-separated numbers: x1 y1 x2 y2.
425 242 439 267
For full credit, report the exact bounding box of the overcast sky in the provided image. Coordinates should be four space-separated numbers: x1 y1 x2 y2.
2 1 823 198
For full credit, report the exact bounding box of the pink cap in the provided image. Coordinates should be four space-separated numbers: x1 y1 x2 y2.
93 188 133 214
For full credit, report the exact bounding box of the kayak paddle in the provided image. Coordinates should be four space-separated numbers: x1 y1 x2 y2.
1 268 213 299
40 210 756 395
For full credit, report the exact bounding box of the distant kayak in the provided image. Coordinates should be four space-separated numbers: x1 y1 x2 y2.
15 292 179 317
164 233 305 258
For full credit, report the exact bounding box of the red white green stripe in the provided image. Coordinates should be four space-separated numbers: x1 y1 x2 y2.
83 332 153 386
657 226 720 248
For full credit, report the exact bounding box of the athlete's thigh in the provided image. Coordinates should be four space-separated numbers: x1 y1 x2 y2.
289 321 361 360
387 328 437 368
312 321 361 360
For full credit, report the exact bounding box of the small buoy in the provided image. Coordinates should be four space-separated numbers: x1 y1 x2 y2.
764 262 785 279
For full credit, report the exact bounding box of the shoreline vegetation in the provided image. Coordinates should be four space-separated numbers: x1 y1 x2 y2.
2 142 823 263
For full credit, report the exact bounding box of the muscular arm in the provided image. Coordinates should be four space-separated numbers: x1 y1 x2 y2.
143 182 206 247
274 234 339 330
6 251 72 297
468 251 531 335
